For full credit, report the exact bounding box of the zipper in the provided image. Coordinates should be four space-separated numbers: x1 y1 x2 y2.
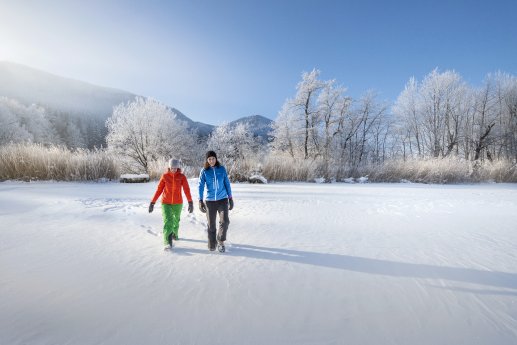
172 172 176 203
212 167 218 201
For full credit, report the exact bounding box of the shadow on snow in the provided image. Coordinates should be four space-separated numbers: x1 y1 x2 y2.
179 238 517 295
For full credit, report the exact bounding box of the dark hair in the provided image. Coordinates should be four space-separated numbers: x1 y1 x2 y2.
206 150 217 160
203 150 220 169
204 159 220 170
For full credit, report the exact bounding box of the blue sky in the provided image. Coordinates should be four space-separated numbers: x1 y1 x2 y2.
1 0 516 125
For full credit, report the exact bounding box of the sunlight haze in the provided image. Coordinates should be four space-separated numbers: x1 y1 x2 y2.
1 0 516 125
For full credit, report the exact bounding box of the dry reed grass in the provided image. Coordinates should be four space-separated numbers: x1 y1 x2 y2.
0 143 118 181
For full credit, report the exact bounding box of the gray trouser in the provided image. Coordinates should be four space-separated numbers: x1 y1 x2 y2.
206 198 230 248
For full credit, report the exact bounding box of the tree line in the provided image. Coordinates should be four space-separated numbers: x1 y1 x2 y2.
269 69 517 182
1 68 516 182
393 70 516 162
0 96 107 149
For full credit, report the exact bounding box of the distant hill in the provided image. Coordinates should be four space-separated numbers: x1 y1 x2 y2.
230 115 273 141
0 61 272 144
169 107 214 138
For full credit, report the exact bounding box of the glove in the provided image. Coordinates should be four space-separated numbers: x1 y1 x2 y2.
199 200 207 213
188 201 193 213
228 198 234 210
148 202 155 213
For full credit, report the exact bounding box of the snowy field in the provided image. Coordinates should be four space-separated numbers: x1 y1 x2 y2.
1 181 517 345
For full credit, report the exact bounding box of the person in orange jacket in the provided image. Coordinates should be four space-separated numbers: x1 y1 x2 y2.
149 159 193 250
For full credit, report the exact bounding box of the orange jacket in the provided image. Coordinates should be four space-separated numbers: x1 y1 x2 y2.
151 170 192 205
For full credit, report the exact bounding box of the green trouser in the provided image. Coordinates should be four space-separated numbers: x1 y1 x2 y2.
162 204 183 245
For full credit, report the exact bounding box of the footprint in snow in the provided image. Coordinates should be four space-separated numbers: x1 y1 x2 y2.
78 198 145 214
141 224 158 236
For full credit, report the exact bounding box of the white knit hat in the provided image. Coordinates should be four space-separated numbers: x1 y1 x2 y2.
168 159 181 169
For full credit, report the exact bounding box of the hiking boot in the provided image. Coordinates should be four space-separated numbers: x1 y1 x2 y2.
208 244 216 251
217 243 225 253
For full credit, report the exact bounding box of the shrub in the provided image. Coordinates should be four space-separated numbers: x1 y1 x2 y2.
262 154 318 182
352 158 517 184
0 143 118 181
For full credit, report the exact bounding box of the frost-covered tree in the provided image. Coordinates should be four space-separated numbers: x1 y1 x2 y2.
394 69 517 162
0 97 56 145
271 69 325 160
268 68 517 182
492 72 517 160
82 116 108 149
0 99 31 144
465 77 498 161
394 69 470 158
207 122 259 180
21 104 56 144
271 70 390 180
393 77 423 158
269 101 304 159
418 69 468 157
316 81 352 180
106 97 194 173
347 91 389 168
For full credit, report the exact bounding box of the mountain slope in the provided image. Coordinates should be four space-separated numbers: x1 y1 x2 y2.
169 107 214 137
0 61 272 141
0 61 136 117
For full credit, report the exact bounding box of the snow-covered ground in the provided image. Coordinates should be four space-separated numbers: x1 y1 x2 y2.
1 181 517 345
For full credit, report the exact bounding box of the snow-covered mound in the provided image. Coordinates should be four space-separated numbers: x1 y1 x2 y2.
119 174 150 183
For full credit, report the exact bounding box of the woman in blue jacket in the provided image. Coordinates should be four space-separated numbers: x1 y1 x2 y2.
198 151 234 252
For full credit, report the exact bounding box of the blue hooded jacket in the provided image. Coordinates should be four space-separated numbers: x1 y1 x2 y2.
198 165 232 201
